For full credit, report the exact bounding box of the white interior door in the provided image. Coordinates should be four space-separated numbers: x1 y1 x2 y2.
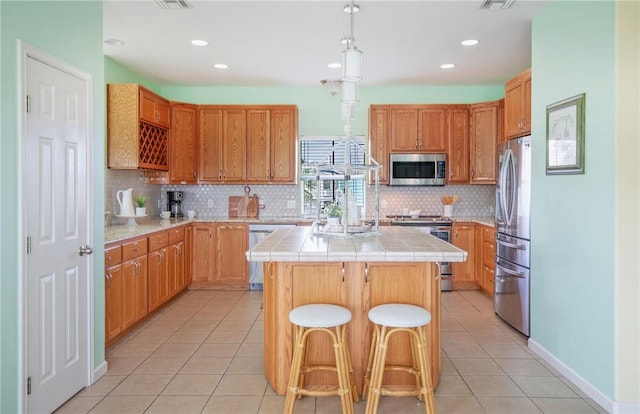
24 53 92 414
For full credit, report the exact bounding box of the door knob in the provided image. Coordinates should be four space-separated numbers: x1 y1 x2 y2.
78 245 94 256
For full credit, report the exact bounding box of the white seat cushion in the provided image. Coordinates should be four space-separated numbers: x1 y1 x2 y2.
289 304 352 328
368 304 431 328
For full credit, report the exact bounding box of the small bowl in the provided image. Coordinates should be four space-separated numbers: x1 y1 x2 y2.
159 211 171 219
409 210 421 218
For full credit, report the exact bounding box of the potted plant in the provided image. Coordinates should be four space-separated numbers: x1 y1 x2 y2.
325 202 342 225
134 193 147 216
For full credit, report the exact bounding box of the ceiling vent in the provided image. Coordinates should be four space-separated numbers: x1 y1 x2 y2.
156 0 191 9
480 0 514 10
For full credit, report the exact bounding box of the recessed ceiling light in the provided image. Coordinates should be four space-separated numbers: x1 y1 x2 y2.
343 3 360 13
328 62 342 69
213 63 228 69
104 39 124 46
440 63 455 69
191 39 208 46
461 39 479 46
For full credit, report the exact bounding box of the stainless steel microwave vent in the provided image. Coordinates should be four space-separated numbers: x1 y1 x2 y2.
156 0 191 9
479 0 514 10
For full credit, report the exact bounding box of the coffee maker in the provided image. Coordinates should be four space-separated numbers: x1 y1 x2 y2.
167 191 184 218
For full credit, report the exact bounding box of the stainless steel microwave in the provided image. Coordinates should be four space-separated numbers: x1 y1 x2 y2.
389 153 446 186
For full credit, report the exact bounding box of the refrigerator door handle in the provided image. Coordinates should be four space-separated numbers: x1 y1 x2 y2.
496 263 525 278
496 239 526 250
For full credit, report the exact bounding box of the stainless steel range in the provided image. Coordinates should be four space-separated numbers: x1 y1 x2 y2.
388 215 453 291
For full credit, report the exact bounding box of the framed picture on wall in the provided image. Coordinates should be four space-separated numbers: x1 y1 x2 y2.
546 93 586 175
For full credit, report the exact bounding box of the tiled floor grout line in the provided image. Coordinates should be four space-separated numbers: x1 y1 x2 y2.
57 290 608 414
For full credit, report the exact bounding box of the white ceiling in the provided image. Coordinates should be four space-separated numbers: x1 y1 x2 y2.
103 0 547 87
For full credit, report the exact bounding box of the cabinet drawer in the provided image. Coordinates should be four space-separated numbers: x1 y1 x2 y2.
483 226 496 242
168 227 185 244
105 245 122 268
122 238 148 261
483 240 495 268
148 232 169 251
483 264 494 291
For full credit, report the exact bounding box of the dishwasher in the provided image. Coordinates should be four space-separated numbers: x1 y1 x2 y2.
248 224 295 290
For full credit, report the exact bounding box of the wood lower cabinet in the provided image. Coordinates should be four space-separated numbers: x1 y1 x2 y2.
215 223 248 286
476 225 496 296
470 101 499 184
504 68 532 139
191 222 248 288
184 225 193 285
148 231 170 312
451 222 478 290
263 261 440 395
105 244 123 344
121 237 148 331
105 224 190 345
169 103 198 184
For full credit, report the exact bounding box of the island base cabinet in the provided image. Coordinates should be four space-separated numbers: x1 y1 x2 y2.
263 261 441 396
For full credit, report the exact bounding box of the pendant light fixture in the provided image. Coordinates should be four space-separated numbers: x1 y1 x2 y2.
341 1 363 82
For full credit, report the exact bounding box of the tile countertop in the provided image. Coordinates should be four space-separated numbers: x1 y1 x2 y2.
452 216 495 227
104 216 310 244
246 226 468 263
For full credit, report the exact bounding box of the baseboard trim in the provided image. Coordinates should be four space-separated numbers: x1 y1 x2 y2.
528 339 639 414
93 360 108 384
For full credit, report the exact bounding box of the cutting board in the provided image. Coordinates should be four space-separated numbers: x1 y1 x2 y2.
228 186 259 218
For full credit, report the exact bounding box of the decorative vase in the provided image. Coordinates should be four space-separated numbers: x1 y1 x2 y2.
136 207 146 217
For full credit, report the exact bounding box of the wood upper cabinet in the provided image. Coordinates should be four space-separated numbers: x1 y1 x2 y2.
390 107 419 151
169 103 198 184
215 223 248 286
389 105 447 152
198 108 224 182
419 106 447 152
470 101 499 184
198 107 246 183
107 84 169 170
504 68 532 139
139 87 170 128
369 105 389 184
446 106 470 183
451 222 477 290
222 109 247 182
246 106 297 183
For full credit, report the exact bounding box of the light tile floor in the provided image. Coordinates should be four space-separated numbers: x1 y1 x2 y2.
57 290 607 414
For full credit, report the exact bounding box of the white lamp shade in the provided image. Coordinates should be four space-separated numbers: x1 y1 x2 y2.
342 48 363 82
341 81 359 105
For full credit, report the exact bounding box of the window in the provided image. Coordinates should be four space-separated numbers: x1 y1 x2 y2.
300 136 367 217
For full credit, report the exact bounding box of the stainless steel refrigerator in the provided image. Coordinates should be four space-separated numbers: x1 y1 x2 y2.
495 135 531 336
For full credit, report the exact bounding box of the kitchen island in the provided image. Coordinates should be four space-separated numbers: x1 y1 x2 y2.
246 226 467 395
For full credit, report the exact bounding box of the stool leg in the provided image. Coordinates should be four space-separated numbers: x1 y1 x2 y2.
284 325 306 414
365 325 389 414
409 330 424 402
340 328 360 403
333 325 355 414
362 324 379 399
415 326 436 414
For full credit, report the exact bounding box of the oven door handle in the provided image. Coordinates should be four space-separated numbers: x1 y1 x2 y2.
496 264 525 278
496 239 526 250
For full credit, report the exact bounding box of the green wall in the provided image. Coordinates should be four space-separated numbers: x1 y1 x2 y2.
161 85 504 137
0 2 105 412
531 1 616 398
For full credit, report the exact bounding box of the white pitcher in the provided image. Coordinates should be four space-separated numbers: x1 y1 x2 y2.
117 188 136 216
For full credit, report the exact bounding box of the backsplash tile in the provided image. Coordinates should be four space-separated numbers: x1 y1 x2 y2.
105 171 495 223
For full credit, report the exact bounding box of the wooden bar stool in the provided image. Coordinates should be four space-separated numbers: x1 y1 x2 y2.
284 304 359 414
363 303 435 414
